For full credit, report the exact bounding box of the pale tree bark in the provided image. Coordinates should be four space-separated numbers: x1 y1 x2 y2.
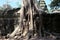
9 0 43 39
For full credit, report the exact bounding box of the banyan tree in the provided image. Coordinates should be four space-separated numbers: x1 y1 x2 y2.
9 0 46 39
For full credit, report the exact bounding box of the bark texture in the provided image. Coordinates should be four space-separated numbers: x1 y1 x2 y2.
9 0 43 39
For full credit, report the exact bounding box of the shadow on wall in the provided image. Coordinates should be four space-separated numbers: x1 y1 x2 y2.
42 13 60 33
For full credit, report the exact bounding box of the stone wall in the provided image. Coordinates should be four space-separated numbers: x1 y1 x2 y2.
42 13 60 36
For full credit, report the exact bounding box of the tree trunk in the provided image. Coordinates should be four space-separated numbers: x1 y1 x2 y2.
9 0 43 39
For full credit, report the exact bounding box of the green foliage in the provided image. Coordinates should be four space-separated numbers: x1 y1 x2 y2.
50 0 60 9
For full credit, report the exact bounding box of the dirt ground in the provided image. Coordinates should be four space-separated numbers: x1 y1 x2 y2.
0 37 58 40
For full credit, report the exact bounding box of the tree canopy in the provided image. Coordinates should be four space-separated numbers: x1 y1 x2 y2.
50 0 60 9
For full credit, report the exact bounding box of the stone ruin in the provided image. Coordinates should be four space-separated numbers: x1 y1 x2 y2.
0 0 60 40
